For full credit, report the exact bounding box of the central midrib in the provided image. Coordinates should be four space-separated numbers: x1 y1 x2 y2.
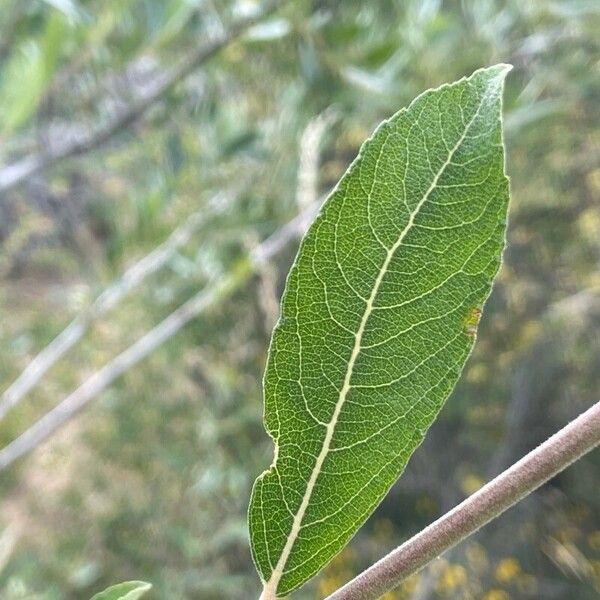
261 91 487 599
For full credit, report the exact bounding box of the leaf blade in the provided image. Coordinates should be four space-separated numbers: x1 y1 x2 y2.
250 64 512 597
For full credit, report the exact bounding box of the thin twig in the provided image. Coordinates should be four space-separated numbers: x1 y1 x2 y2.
0 191 236 422
0 0 282 194
0 199 322 471
326 401 600 600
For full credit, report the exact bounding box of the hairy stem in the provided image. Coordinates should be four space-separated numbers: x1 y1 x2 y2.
326 400 600 600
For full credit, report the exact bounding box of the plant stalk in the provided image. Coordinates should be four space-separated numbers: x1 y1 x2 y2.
325 400 600 600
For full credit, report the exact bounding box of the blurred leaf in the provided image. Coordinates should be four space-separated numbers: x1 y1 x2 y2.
341 65 392 95
221 130 257 158
246 18 291 41
150 0 199 48
0 11 68 133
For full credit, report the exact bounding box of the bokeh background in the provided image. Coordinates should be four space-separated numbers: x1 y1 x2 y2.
0 1 599 598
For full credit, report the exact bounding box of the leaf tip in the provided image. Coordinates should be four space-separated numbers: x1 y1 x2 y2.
470 63 512 90
487 62 513 82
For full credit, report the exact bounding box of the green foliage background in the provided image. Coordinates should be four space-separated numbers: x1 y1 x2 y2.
0 1 598 599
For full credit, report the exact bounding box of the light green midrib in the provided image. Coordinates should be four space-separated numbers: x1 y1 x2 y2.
262 82 493 598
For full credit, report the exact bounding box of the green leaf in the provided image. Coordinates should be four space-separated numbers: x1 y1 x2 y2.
90 581 152 600
0 11 67 134
249 64 512 598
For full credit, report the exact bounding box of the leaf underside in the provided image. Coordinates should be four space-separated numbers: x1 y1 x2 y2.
249 64 512 597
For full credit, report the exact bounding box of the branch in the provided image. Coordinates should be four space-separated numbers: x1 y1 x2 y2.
0 0 282 194
0 191 236 422
325 400 600 600
0 200 321 471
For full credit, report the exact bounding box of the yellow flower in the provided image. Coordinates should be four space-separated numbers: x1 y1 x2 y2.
461 473 484 496
588 530 600 551
495 557 521 583
436 564 467 592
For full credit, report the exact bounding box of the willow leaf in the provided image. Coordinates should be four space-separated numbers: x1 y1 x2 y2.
250 64 512 598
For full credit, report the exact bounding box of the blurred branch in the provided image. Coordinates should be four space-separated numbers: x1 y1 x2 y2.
0 0 283 194
0 198 322 471
326 401 600 600
0 190 236 422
